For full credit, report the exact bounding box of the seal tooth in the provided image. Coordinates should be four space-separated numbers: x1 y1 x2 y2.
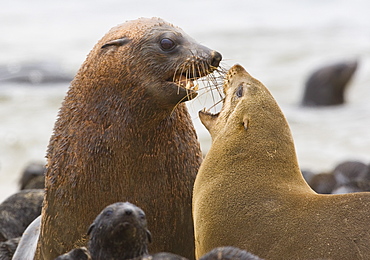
186 81 192 90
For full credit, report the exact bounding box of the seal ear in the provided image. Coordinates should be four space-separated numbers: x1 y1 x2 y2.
243 115 249 131
101 37 131 49
146 229 152 244
87 223 95 236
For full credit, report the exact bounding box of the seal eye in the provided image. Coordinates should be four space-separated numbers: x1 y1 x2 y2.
160 38 176 51
104 209 113 217
236 84 244 97
138 212 146 220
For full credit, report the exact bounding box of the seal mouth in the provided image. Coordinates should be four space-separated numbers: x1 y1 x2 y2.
199 108 220 117
167 72 199 92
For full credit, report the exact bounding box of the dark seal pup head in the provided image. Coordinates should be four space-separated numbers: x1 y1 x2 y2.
35 17 221 260
193 64 370 260
301 60 358 106
87 202 151 260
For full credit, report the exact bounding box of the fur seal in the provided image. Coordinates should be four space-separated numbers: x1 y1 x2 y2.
301 60 358 106
87 202 151 260
35 17 221 260
193 64 370 260
0 189 43 242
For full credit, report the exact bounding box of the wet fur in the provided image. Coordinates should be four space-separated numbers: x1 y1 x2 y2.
36 17 221 260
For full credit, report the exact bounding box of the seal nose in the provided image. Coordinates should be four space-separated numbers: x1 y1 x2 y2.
124 209 133 216
210 51 222 68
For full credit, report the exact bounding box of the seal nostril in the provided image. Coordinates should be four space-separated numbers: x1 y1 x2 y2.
210 51 222 68
124 209 133 215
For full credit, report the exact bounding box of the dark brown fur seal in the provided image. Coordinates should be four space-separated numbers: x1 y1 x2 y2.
0 189 43 242
301 60 358 106
199 247 263 260
35 17 221 260
193 64 370 260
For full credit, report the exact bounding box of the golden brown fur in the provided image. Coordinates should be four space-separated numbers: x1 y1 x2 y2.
193 64 370 260
35 17 221 260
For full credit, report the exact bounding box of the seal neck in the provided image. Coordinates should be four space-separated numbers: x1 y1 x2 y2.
203 119 312 193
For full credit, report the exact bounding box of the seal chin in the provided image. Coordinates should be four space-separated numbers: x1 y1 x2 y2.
198 109 219 132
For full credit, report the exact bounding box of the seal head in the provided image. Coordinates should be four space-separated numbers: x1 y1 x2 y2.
87 202 151 260
93 17 221 106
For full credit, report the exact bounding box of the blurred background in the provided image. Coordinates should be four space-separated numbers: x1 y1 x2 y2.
0 0 369 200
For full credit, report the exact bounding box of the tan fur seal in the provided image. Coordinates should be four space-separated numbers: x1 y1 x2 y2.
34 17 222 260
193 64 370 260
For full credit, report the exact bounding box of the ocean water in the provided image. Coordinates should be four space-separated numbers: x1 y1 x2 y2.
0 0 369 201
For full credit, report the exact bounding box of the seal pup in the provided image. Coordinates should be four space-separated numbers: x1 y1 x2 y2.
87 202 151 260
193 64 370 260
35 17 222 260
301 60 358 106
